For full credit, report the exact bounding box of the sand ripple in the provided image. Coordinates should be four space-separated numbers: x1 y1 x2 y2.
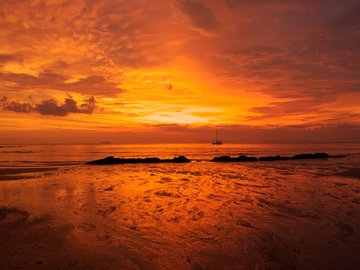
0 161 360 269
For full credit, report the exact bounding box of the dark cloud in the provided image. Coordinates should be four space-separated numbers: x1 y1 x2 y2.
178 0 219 31
1 96 96 117
0 96 33 113
226 0 271 8
217 1 360 110
225 0 324 9
0 53 21 64
328 3 360 30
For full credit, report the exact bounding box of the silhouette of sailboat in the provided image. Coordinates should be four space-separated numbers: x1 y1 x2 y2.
212 130 223 145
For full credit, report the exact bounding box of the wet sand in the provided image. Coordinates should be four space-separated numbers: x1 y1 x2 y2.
333 167 360 180
0 167 58 181
0 161 359 269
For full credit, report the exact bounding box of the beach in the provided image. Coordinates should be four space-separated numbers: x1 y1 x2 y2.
2 0 360 268
1 144 360 269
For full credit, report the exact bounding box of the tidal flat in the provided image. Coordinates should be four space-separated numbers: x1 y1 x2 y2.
1 159 359 270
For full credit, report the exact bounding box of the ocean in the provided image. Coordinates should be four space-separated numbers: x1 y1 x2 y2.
1 143 360 167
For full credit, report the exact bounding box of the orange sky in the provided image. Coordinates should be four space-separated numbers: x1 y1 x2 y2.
0 0 359 143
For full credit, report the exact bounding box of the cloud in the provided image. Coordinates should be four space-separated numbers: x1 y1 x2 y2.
1 96 96 117
0 0 359 134
0 53 22 64
212 0 360 113
328 3 360 30
177 0 219 32
226 0 269 8
0 72 122 96
225 0 318 10
0 96 33 113
1 122 359 144
150 123 360 143
0 0 177 97
227 46 282 57
248 99 323 121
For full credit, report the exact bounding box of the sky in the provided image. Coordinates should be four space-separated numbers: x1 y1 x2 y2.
0 0 360 143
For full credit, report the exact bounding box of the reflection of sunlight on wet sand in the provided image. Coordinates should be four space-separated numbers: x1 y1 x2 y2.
0 161 360 269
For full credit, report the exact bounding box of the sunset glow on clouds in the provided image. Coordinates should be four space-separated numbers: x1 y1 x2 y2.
0 0 359 143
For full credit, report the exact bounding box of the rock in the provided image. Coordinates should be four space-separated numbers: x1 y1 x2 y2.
291 153 330 160
212 156 232 162
330 154 346 158
212 153 345 163
236 155 258 162
87 156 191 165
88 153 345 165
259 155 290 161
212 155 257 162
171 156 191 163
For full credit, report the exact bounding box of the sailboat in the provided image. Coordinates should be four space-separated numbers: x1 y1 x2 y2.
212 130 223 145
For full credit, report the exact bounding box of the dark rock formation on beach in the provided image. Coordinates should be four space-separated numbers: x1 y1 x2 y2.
212 155 258 162
86 155 191 165
88 153 345 165
212 153 346 163
291 153 345 159
259 155 290 161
